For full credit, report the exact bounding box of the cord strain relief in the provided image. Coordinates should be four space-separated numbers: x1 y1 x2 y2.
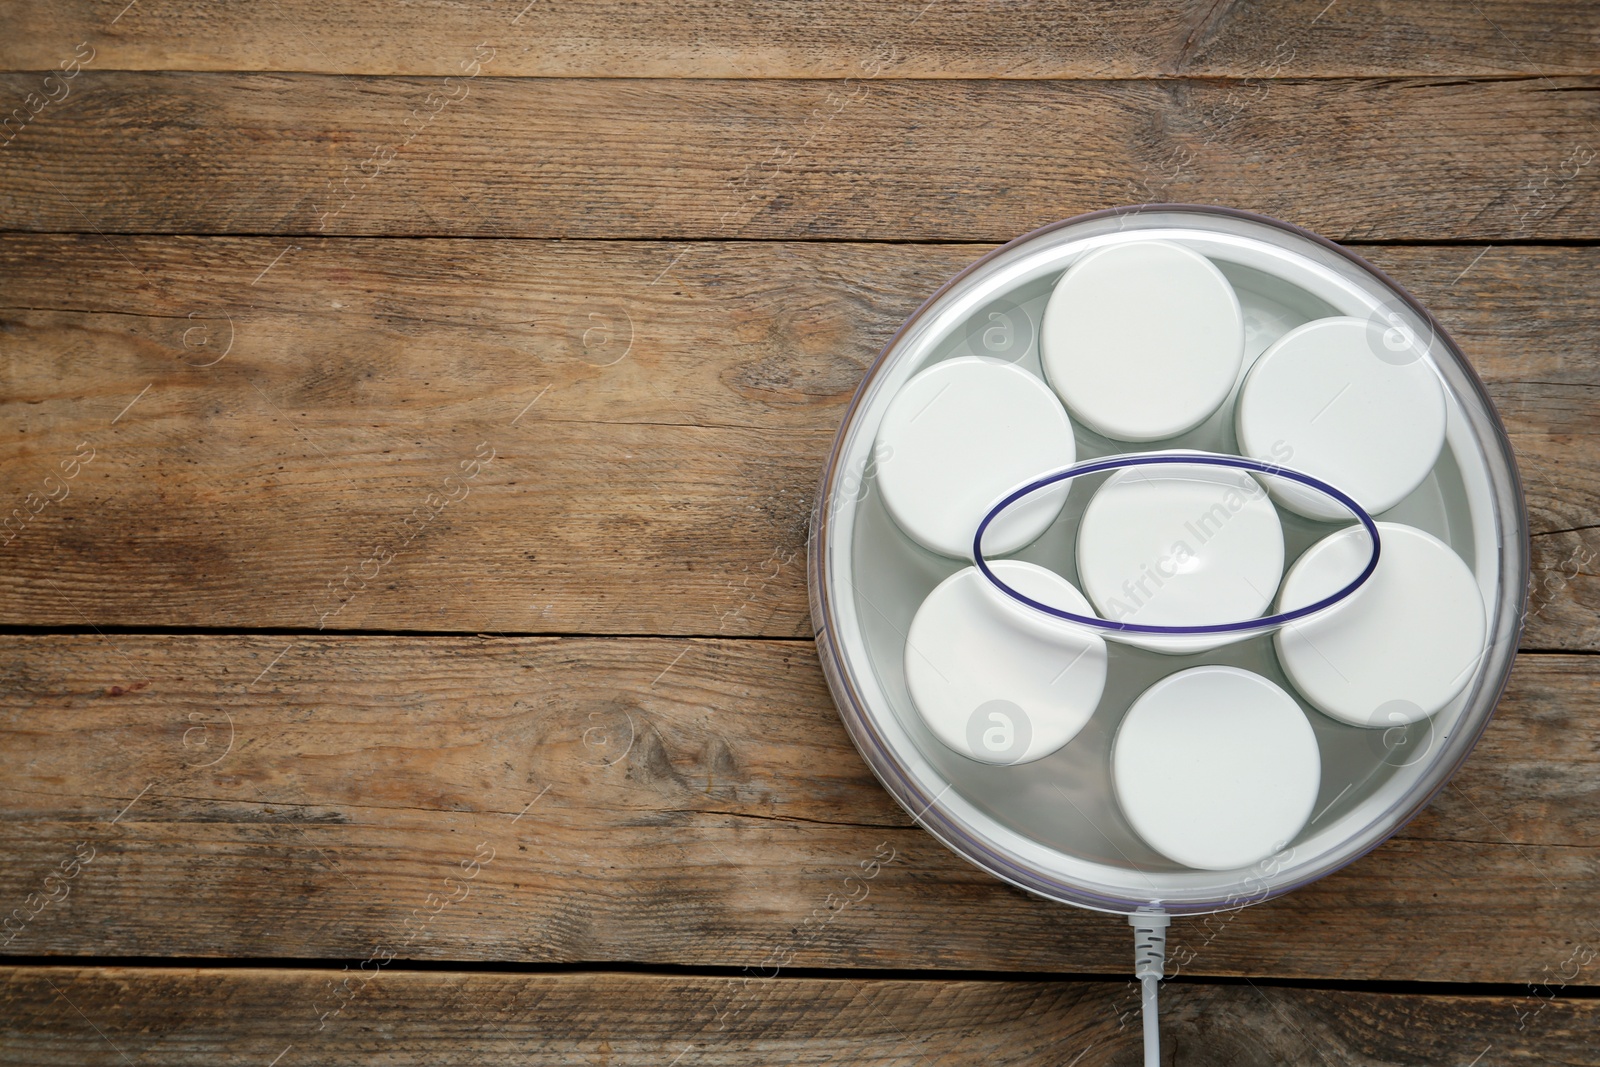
1129 909 1169 981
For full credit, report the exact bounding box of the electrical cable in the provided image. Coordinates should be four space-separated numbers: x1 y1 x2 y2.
1129 909 1170 1067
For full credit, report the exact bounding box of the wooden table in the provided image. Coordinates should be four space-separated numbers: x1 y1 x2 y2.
2 2 1597 1063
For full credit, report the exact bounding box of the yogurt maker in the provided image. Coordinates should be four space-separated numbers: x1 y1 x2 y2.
807 208 1527 1060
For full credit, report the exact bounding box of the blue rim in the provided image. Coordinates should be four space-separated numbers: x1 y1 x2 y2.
973 452 1382 635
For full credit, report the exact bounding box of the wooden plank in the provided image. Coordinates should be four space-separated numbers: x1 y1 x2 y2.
3 966 1597 1066
3 1 1599 79
2 74 1598 240
0 635 1594 983
1 236 1595 645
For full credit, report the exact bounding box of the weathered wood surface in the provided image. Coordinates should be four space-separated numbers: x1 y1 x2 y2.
1 237 1594 645
3 966 1596 1067
0 635 1594 984
2 75 1599 240
4 0 1600 78
2 5 1596 1061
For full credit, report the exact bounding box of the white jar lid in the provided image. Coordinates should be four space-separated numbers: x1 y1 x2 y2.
1276 521 1487 727
905 560 1107 766
1040 240 1243 442
875 356 1076 558
1076 457 1284 654
1112 665 1321 871
1236 316 1447 520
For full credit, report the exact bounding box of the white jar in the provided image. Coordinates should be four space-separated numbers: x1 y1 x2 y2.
875 356 1076 558
1237 317 1446 520
1076 457 1284 653
1276 521 1487 727
905 560 1107 765
1113 665 1321 871
1041 240 1244 442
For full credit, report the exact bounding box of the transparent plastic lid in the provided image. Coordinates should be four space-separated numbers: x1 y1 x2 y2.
808 205 1528 915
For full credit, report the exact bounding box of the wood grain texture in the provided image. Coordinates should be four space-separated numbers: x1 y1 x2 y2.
4 966 1598 1067
4 0 1599 78
0 3 1594 1062
0 635 1594 983
1 236 1594 644
2 74 1599 240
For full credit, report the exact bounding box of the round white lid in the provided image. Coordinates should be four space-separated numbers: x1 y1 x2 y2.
875 356 1076 558
1112 665 1322 871
1040 240 1244 442
1276 521 1487 727
1236 316 1447 520
1076 457 1284 654
905 560 1107 766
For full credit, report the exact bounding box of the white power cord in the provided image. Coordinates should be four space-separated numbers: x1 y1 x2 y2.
1129 909 1170 1067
